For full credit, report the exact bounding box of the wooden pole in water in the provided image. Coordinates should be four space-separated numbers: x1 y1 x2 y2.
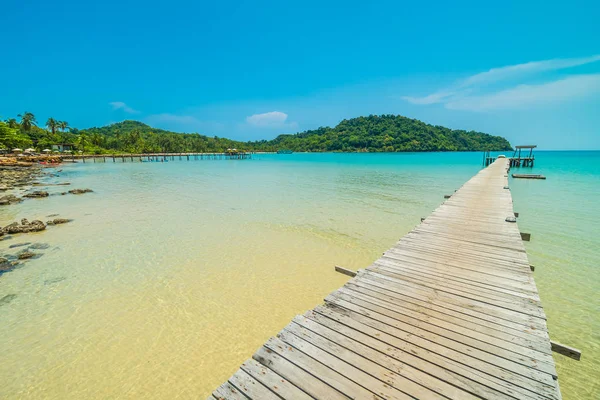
334 266 357 277
550 341 581 361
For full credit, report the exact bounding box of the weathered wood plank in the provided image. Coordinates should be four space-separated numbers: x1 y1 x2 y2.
353 274 550 339
228 370 281 400
359 270 548 331
240 358 313 400
312 305 556 400
283 321 450 399
550 341 582 361
213 382 250 400
325 294 557 387
263 337 382 399
291 315 483 400
252 346 349 400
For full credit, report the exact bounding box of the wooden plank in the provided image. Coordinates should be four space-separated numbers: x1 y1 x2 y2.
325 294 557 388
263 337 383 399
360 269 547 330
252 346 349 400
291 315 485 400
276 329 414 399
213 382 250 400
373 258 540 301
240 358 313 399
550 341 582 361
345 280 551 345
360 272 548 338
313 305 556 400
228 370 281 400
334 265 357 277
368 266 547 319
382 248 533 280
374 255 540 298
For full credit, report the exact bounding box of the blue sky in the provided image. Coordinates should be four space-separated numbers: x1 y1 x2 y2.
1 0 599 149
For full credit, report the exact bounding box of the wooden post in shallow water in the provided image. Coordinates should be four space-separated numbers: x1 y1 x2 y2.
551 341 582 361
334 266 357 277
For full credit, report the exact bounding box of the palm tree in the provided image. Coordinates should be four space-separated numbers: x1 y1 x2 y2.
91 132 103 146
76 133 88 153
58 121 69 133
18 112 37 131
6 118 19 129
46 118 58 135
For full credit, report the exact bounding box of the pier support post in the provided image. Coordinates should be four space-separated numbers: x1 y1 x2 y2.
550 341 581 361
334 266 357 277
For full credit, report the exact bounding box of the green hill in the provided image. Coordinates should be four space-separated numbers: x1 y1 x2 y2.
265 115 512 152
2 114 512 153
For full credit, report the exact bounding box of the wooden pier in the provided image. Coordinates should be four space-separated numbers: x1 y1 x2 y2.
57 152 252 163
510 145 536 167
208 158 561 400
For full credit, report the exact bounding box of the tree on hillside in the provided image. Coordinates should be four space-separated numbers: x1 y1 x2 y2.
18 112 37 132
58 121 69 132
0 121 33 149
76 133 88 153
90 132 104 147
46 118 59 136
6 118 19 129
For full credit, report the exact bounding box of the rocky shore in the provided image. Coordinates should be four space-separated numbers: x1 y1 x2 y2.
0 157 90 277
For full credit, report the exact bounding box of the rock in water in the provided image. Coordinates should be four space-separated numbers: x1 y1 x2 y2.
0 220 46 235
52 218 72 225
0 294 17 306
0 194 23 205
17 251 36 260
23 191 49 198
21 218 29 225
0 257 12 271
68 188 93 195
29 243 50 250
9 242 31 249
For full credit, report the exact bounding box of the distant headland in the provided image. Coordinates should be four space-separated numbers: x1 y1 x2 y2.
1 113 512 154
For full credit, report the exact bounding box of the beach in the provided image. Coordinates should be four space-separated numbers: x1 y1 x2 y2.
0 151 598 399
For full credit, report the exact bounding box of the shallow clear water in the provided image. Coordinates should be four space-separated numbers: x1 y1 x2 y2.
0 152 598 399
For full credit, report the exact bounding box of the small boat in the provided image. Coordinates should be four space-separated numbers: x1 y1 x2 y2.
277 149 293 154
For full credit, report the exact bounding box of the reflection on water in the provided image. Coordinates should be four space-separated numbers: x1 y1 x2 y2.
0 152 598 399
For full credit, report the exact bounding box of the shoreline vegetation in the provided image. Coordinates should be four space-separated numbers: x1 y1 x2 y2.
2 112 512 155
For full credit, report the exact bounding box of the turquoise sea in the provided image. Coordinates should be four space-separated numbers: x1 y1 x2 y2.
0 151 598 399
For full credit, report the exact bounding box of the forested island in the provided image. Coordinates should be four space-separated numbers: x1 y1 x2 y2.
1 113 512 153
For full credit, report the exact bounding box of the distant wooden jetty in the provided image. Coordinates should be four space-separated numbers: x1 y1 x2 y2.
484 145 538 168
207 158 568 400
510 145 537 167
513 173 547 180
56 152 252 163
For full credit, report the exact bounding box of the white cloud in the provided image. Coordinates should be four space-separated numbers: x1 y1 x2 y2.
446 74 600 111
402 91 457 105
460 55 600 88
109 101 140 114
402 55 600 109
246 111 297 129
